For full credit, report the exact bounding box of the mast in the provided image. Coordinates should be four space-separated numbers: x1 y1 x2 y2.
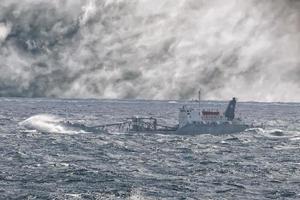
198 89 201 110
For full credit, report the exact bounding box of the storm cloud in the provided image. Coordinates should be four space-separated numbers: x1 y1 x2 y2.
0 0 299 102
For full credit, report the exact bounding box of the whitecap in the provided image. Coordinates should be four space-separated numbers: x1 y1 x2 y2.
19 114 85 134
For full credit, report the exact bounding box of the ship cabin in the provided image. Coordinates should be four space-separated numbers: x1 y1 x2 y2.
201 109 222 121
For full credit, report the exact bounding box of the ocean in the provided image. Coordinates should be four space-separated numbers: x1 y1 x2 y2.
0 98 299 199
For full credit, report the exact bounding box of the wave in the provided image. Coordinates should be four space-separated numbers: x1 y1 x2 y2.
250 127 300 140
129 189 151 200
19 114 87 134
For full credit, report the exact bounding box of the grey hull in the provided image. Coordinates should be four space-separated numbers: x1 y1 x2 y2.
175 123 249 135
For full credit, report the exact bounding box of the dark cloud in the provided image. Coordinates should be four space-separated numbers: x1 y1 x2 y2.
0 0 299 101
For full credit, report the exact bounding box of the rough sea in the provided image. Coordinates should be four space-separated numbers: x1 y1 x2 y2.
0 98 300 200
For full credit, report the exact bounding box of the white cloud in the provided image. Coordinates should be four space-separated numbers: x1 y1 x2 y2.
0 0 299 102
0 23 11 42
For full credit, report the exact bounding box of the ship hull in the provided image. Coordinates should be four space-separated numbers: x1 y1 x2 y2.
174 123 249 135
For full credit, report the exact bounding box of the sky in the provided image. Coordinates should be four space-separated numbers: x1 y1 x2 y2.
0 0 299 102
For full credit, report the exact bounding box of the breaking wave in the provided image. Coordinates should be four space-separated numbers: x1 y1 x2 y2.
19 114 86 134
252 127 300 140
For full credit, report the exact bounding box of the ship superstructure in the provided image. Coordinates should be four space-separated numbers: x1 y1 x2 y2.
175 98 249 134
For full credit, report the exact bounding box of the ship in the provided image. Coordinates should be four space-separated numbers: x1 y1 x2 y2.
95 97 251 135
